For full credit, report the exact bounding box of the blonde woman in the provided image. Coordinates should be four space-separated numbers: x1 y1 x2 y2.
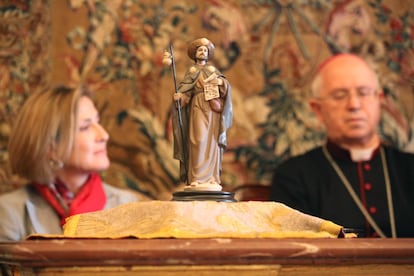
0 86 138 241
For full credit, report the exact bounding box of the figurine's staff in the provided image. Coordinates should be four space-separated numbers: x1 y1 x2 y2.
163 44 189 184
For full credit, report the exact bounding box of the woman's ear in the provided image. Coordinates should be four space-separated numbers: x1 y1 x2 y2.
48 142 64 170
48 141 58 160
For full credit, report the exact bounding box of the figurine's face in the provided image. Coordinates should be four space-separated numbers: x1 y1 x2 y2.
195 45 208 61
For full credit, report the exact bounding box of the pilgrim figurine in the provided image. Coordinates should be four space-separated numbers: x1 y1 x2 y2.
171 38 233 191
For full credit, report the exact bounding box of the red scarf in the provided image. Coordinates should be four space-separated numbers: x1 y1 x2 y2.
34 172 106 226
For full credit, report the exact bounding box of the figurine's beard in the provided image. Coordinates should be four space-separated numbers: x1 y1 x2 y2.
196 56 207 62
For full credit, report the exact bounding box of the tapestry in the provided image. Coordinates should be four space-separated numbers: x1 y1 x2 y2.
0 0 51 193
0 0 413 200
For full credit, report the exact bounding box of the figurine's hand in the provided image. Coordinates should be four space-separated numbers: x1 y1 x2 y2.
173 93 182 101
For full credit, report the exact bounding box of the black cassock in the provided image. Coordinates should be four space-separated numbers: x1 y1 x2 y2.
270 141 414 237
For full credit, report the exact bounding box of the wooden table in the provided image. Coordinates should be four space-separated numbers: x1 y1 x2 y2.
1 238 414 275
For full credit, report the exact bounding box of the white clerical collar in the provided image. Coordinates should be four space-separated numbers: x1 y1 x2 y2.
349 147 377 162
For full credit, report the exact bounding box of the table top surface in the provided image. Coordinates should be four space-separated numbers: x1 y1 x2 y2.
1 238 414 267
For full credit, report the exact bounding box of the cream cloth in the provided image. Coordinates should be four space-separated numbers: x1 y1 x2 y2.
62 201 343 239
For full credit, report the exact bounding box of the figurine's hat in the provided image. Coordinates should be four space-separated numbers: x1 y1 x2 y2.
187 38 215 60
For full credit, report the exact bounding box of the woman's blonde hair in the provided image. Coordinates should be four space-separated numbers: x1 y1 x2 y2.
8 85 90 183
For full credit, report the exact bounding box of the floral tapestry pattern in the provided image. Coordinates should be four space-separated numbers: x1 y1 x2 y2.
0 0 413 199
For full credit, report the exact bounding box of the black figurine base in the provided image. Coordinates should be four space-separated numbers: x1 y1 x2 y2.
172 190 237 202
